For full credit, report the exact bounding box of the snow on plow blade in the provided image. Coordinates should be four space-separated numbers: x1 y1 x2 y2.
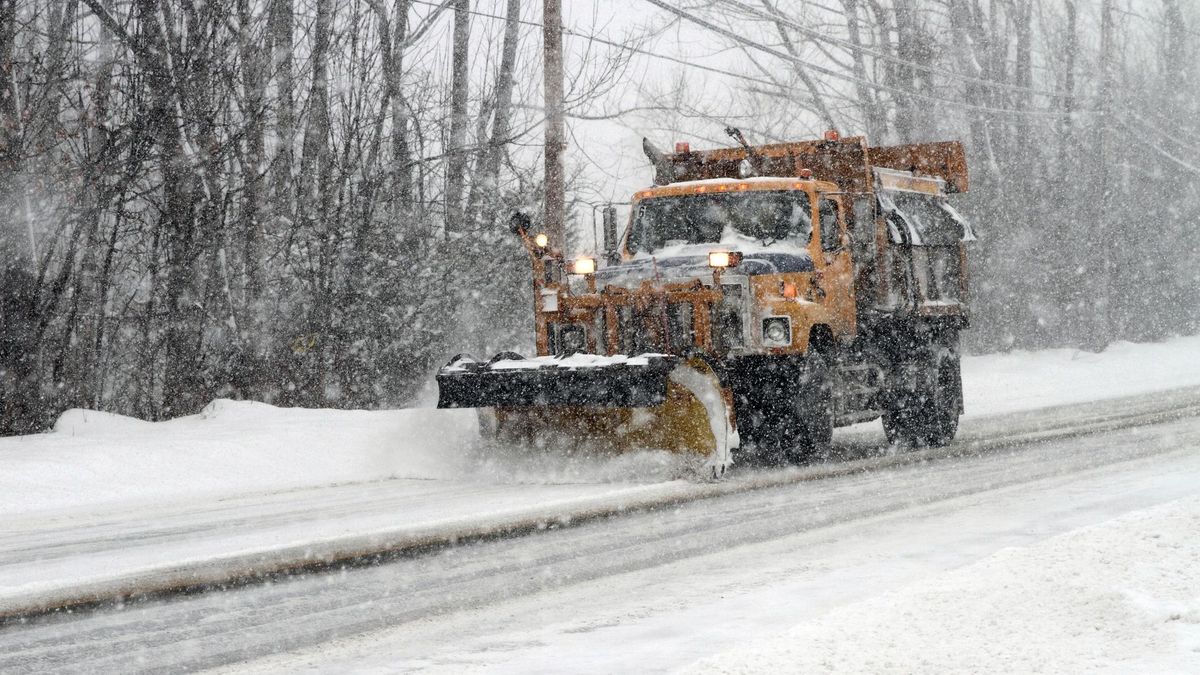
437 353 735 476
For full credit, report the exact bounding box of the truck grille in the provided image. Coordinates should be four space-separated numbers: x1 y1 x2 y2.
613 302 694 355
712 283 745 352
666 302 694 353
609 293 745 356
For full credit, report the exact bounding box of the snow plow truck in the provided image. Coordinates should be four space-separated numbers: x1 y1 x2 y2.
437 130 975 478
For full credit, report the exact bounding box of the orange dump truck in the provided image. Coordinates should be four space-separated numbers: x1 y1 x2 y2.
437 131 975 477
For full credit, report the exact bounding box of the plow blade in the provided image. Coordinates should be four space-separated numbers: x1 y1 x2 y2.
437 354 736 477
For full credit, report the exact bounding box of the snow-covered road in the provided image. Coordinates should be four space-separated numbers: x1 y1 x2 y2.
3 384 1197 622
2 337 1200 672
2 395 1199 672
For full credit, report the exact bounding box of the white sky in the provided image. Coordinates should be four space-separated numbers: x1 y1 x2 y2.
556 0 774 251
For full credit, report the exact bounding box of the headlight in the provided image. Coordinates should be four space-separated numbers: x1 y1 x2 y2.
534 233 549 248
570 256 596 275
762 317 791 347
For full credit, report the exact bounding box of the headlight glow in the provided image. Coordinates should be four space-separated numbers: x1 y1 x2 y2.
708 251 741 269
571 256 596 275
534 233 549 248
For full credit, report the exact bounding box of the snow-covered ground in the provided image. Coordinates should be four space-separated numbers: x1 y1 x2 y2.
692 495 1200 674
0 336 1198 672
959 335 1200 416
3 335 1200 517
213 420 1200 674
0 399 478 517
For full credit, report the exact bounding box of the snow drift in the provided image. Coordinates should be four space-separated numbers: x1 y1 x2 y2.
2 335 1200 518
0 400 480 517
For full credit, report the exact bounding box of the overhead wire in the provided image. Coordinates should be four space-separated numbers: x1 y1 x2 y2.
787 0 1062 78
409 0 792 90
412 0 1199 164
716 0 1070 100
409 0 839 116
413 0 1094 119
641 0 1097 118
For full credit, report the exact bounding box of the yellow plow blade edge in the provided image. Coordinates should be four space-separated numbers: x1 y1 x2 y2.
485 359 737 477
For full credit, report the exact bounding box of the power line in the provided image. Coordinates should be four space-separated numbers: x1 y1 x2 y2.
796 0 1063 78
398 4 1200 177
1113 6 1200 42
413 0 1098 119
438 1 893 130
717 0 1070 100
642 0 1095 118
408 0 793 97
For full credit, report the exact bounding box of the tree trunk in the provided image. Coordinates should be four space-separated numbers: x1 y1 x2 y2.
270 0 295 219
238 0 267 317
0 0 23 266
444 0 470 234
467 0 519 228
1086 0 1115 351
138 0 202 418
840 0 884 139
296 0 334 405
543 0 565 248
891 0 918 142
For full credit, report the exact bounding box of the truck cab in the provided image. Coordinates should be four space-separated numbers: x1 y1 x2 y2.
606 176 856 358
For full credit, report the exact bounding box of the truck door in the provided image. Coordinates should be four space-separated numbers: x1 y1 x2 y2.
816 195 856 337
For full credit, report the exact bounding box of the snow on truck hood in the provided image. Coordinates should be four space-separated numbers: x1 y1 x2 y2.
599 227 813 287
596 244 812 288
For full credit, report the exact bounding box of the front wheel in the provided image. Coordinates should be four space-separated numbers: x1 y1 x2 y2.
788 351 834 462
736 352 834 465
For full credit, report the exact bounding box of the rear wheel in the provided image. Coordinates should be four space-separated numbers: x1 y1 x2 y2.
883 340 961 448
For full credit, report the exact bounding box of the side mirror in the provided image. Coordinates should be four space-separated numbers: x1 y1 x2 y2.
818 199 845 252
602 205 620 265
508 211 531 235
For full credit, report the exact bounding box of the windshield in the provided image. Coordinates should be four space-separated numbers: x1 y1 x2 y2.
629 190 813 253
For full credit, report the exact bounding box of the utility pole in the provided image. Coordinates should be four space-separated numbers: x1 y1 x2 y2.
543 0 565 250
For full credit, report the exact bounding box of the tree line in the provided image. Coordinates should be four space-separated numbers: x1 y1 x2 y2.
0 0 633 433
3 0 1199 434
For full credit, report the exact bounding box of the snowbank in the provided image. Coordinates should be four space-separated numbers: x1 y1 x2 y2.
0 400 480 517
1 335 1199 517
689 495 1200 674
962 335 1200 417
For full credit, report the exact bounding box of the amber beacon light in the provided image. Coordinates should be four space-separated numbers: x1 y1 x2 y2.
571 256 597 275
708 251 742 268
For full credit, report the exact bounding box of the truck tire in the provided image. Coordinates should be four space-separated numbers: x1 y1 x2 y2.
883 350 961 448
741 401 793 466
789 350 834 462
736 352 833 465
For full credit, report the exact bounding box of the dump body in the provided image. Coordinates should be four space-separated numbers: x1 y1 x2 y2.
648 135 971 322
